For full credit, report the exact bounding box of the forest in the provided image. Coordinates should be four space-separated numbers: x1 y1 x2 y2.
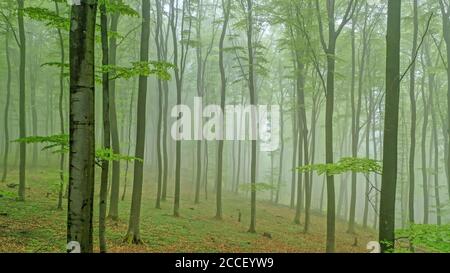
0 0 449 254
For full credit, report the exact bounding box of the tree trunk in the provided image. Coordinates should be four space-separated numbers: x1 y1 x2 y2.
122 79 136 201
439 0 450 201
215 0 231 220
17 0 27 201
276 84 284 204
125 0 150 244
290 97 298 209
408 0 418 225
155 0 164 209
55 0 65 210
1 28 11 183
194 1 203 204
379 0 401 253
99 1 110 253
243 0 257 233
68 0 97 253
420 65 429 224
348 16 358 233
108 0 121 221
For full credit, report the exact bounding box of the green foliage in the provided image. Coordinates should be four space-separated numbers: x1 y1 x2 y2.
95 148 143 163
102 61 175 81
396 225 450 253
23 7 69 30
41 62 69 78
14 135 140 163
297 157 382 177
102 0 139 17
14 135 69 154
239 183 277 192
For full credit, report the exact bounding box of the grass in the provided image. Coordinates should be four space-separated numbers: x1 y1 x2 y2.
0 167 376 253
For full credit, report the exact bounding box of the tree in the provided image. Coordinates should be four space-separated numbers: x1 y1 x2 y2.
107 0 122 221
408 0 419 225
170 0 192 217
17 0 26 201
1 22 12 183
439 0 450 200
54 0 66 210
420 53 430 225
154 0 164 209
215 0 231 219
125 0 150 244
67 0 98 253
315 0 355 252
99 0 110 253
242 0 257 234
379 0 401 253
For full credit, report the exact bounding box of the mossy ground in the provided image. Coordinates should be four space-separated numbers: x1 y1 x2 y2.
0 167 376 253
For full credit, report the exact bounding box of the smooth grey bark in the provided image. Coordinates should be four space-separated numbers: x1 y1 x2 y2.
108 0 121 221
194 0 204 204
29 57 38 166
425 40 441 225
439 0 450 201
155 0 164 209
275 76 285 204
315 0 354 252
125 0 150 244
17 0 26 201
67 0 97 253
170 0 192 217
408 0 418 224
290 91 298 209
54 1 65 210
419 60 429 225
379 0 401 253
1 28 11 183
99 1 110 253
245 0 257 234
122 79 136 201
215 0 231 220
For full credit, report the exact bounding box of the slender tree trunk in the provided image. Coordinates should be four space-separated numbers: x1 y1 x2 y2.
420 65 429 224
348 17 358 233
424 40 441 225
294 130 303 225
162 80 169 200
245 0 257 234
122 79 136 201
408 0 418 225
439 0 450 201
379 0 401 253
155 0 164 209
290 91 297 209
432 116 441 225
99 1 110 253
276 88 284 204
1 29 11 182
171 0 191 217
215 0 231 220
194 0 203 204
55 1 65 210
30 61 38 166
125 0 150 244
17 0 27 201
108 0 121 221
67 0 97 253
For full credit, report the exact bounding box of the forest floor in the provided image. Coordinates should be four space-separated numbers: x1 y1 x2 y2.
0 167 377 253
